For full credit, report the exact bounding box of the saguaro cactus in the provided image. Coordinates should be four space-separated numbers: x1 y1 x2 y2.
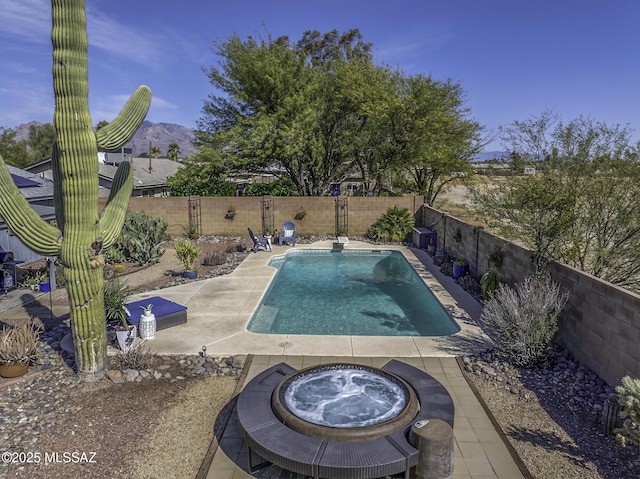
0 0 151 381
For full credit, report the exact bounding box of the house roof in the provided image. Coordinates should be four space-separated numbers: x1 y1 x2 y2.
99 157 182 189
6 165 54 200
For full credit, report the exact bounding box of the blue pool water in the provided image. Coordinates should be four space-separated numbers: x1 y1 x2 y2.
248 250 460 336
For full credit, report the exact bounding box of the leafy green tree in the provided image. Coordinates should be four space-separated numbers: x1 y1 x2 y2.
243 177 297 196
96 120 109 131
388 74 483 205
0 127 30 168
151 146 161 158
166 147 235 196
167 143 180 161
27 123 56 164
197 29 393 196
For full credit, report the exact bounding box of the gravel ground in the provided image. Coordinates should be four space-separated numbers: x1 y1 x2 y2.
462 350 640 479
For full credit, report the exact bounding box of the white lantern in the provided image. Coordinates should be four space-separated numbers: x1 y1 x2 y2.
139 306 156 340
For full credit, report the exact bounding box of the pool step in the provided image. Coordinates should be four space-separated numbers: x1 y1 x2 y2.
252 305 278 332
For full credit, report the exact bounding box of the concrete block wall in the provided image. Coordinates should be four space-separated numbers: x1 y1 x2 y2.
421 205 640 387
100 195 422 238
549 261 640 386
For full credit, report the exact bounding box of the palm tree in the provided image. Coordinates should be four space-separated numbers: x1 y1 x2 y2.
167 143 180 161
151 146 161 158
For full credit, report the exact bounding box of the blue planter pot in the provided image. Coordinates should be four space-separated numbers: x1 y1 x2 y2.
184 270 197 279
39 282 51 292
452 264 467 279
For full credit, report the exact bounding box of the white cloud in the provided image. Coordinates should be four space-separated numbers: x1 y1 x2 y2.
0 0 50 43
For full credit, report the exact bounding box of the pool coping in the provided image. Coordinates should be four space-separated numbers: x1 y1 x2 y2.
128 240 493 358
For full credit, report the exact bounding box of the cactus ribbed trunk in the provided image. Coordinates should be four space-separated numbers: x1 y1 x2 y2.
53 0 105 381
0 0 150 381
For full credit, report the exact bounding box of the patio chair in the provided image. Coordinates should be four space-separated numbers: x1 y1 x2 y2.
248 228 272 253
278 221 297 247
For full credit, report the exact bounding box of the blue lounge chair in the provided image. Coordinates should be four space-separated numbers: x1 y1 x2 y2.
248 228 271 253
278 221 297 247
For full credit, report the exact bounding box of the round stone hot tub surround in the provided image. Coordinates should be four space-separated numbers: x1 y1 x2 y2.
236 359 455 479
272 363 420 442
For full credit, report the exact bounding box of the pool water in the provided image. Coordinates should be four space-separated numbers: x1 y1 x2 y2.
248 250 459 336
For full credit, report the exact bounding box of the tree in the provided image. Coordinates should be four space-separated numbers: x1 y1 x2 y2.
27 123 56 164
388 74 483 205
151 146 161 158
0 0 151 381
0 127 30 168
167 143 180 161
243 177 297 196
473 111 640 289
197 29 391 196
166 147 235 196
198 29 483 198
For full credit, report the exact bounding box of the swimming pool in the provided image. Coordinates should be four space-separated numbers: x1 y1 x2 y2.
248 250 460 336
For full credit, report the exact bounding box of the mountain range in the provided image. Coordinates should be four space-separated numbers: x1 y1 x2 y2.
14 120 196 158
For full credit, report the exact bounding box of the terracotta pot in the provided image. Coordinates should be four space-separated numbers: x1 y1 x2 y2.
0 363 29 378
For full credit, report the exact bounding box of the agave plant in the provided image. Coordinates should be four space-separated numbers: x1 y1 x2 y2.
0 321 42 366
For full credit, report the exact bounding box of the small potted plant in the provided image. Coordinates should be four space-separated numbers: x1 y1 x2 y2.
0 320 41 378
174 238 200 279
104 277 136 350
452 258 468 279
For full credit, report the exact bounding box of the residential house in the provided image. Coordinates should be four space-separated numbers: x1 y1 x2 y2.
25 154 183 197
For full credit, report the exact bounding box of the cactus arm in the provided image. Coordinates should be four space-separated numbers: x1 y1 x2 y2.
99 161 133 249
0 155 62 256
96 86 152 152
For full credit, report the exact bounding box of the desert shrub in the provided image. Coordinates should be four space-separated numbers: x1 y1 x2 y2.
110 210 167 265
457 274 481 298
111 340 153 370
103 246 125 264
615 376 640 448
18 268 48 289
366 206 415 243
480 276 568 367
225 243 245 253
203 252 227 266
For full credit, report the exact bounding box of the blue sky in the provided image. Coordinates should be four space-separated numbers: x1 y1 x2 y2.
1 0 639 151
